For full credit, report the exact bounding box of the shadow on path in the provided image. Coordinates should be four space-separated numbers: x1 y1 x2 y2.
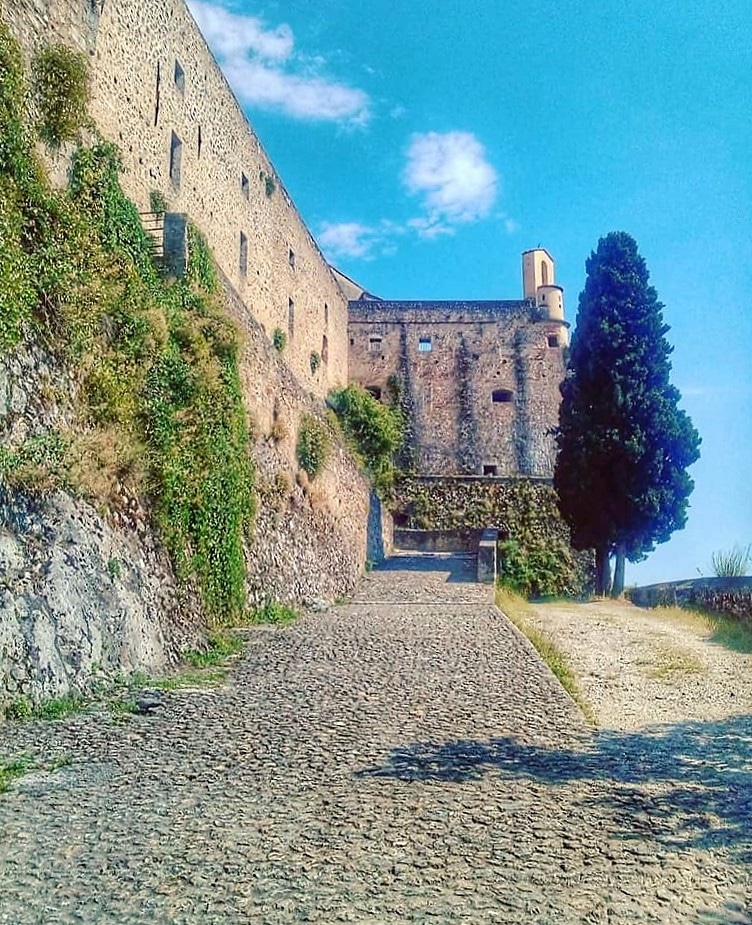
375 553 476 584
356 714 752 860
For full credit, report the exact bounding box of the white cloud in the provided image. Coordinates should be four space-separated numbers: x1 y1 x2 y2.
403 131 498 232
318 221 403 260
187 1 370 125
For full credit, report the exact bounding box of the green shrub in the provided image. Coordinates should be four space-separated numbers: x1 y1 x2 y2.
296 414 330 479
272 327 286 351
310 350 321 374
0 36 256 626
33 44 89 148
711 544 751 577
253 602 297 624
328 384 403 495
498 537 579 599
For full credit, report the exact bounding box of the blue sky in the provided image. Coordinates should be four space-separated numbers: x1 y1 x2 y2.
188 0 752 585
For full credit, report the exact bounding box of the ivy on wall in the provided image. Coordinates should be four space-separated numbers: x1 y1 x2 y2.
0 25 255 624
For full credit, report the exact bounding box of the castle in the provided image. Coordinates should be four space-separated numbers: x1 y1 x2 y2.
2 0 566 481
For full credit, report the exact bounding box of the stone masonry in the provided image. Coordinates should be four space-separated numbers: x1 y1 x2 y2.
1 0 347 397
349 288 568 478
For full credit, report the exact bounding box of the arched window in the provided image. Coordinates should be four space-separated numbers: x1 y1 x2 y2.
492 389 514 404
541 260 549 286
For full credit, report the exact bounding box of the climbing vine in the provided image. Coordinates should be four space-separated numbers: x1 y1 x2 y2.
0 27 255 624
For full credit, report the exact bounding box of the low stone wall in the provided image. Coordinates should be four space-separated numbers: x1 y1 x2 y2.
393 528 483 553
630 578 752 627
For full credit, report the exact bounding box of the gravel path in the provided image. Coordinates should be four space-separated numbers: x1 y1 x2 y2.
0 554 750 923
524 598 752 730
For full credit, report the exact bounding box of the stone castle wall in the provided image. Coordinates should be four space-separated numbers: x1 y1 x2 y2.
1 0 347 397
349 301 567 477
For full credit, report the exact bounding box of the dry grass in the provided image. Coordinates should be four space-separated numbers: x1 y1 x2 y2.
496 587 596 724
638 647 706 679
648 606 752 655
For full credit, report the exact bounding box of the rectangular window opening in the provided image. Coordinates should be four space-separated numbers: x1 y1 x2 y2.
174 59 185 94
239 231 248 276
547 334 559 348
368 336 382 353
418 336 432 352
288 298 295 339
169 131 182 187
483 465 498 476
288 248 296 270
241 172 250 199
492 389 514 404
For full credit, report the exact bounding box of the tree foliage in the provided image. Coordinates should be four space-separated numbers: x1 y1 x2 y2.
554 232 700 595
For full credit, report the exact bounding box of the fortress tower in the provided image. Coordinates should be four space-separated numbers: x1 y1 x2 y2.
522 248 566 342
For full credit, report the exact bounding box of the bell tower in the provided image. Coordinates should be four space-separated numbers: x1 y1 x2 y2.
522 247 567 342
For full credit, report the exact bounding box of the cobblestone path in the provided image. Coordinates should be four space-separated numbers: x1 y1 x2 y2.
1 553 750 924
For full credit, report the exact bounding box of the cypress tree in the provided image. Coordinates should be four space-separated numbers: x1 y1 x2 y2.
554 232 701 596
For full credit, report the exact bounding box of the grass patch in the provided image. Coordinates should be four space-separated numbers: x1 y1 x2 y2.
252 602 297 625
4 694 86 722
0 756 32 793
496 587 596 724
640 648 705 680
649 606 752 655
184 631 244 667
151 669 227 691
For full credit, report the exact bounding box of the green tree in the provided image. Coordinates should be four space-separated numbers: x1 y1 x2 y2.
554 232 701 596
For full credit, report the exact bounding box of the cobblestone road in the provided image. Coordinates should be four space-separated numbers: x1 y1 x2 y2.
1 553 750 923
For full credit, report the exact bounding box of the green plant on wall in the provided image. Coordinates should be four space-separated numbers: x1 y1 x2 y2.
328 384 403 496
264 174 276 198
0 29 256 625
296 414 330 479
149 189 167 215
272 327 287 352
309 351 321 374
33 44 89 148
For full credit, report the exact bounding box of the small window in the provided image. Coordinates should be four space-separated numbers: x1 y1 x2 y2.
174 59 185 94
492 389 513 403
483 465 498 476
368 336 382 353
349 337 354 346
322 334 329 365
169 131 182 187
324 303 329 327
547 334 559 348
418 336 432 352
288 298 295 339
239 232 248 276
541 259 549 286
197 125 202 158
241 172 250 199
366 386 382 400
288 248 296 270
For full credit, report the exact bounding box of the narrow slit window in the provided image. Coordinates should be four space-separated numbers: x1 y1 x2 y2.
154 61 161 126
368 336 382 353
169 131 182 187
239 232 248 276
324 303 329 327
288 298 295 339
541 260 549 286
322 334 329 365
241 172 250 199
418 336 432 352
174 59 185 94
492 389 513 403
197 125 202 158
288 248 296 270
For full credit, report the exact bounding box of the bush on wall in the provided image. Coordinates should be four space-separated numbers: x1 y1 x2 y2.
328 384 403 496
0 28 256 625
33 43 90 148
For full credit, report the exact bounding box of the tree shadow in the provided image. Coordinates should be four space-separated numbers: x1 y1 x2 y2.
356 715 752 860
376 553 476 584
